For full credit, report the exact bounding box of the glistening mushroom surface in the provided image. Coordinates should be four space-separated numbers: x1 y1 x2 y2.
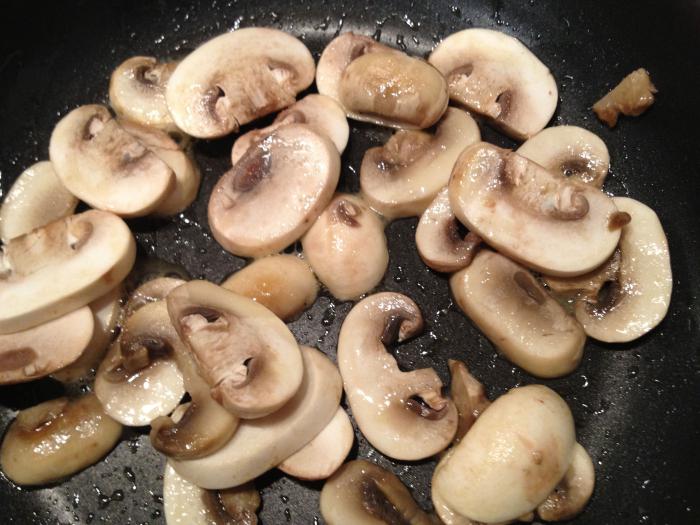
593 68 657 127
448 359 490 443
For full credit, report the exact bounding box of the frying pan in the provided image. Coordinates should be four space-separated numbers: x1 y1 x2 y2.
1 0 699 523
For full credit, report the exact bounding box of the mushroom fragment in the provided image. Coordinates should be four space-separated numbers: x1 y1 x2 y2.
166 28 315 138
209 124 340 258
302 193 388 301
449 142 621 276
448 359 490 443
123 276 186 319
338 292 458 460
429 28 558 140
543 249 621 299
360 108 480 219
593 68 657 127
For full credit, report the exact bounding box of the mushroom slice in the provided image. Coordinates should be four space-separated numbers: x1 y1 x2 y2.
0 393 121 485
574 197 672 343
109 56 179 132
416 188 482 273
338 292 458 460
0 210 136 334
448 359 490 443
166 28 315 138
593 68 657 127
450 250 585 378
49 104 175 217
0 161 78 242
221 255 317 322
428 28 558 140
361 108 480 220
449 142 620 276
278 407 354 481
320 459 436 525
543 249 621 299
167 280 303 418
209 124 340 258
302 194 388 301
170 346 342 489
231 94 350 163
124 276 186 319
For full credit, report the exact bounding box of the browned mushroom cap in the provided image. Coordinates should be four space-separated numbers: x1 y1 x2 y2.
166 28 315 138
209 124 340 258
338 292 458 460
449 142 620 277
448 359 490 443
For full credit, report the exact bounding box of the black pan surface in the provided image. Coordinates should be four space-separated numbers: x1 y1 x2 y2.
1 1 699 523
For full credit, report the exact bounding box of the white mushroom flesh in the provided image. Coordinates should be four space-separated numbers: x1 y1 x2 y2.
593 68 657 127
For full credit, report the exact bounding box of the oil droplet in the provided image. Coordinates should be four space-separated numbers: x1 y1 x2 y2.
280 495 289 504
396 34 407 51
284 508 292 521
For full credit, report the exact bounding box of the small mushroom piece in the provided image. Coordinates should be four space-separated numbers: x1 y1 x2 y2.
429 28 558 140
574 197 672 343
448 359 490 443
338 292 458 460
0 161 78 242
517 126 610 187
450 250 585 378
302 194 388 301
0 394 122 485
593 68 657 127
0 210 136 334
123 276 186 319
320 459 436 525
416 188 482 273
166 28 315 138
361 108 480 220
209 124 340 258
449 142 620 276
221 255 318 322
278 407 354 481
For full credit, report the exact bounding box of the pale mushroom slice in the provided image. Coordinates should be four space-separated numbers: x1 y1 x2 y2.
360 108 480 220
49 104 175 217
543 249 621 299
428 28 558 140
302 193 388 301
0 210 136 334
166 28 315 138
416 188 482 273
0 161 78 242
517 126 610 187
167 280 303 418
574 197 672 343
170 346 342 489
209 124 340 258
338 292 458 460
450 250 585 378
123 276 186 319
448 359 490 444
593 68 657 127
449 142 621 276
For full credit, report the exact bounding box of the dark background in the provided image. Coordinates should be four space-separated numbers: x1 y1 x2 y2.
1 0 699 523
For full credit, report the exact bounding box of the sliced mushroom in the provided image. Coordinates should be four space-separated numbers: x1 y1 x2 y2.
170 346 342 489
543 249 621 299
360 108 480 220
0 393 122 485
429 28 558 140
593 68 657 127
517 126 610 187
209 124 340 258
302 194 388 301
431 474 475 525
449 142 620 276
49 104 176 217
0 161 78 242
124 276 186 319
450 250 585 378
448 359 490 443
338 292 458 460
166 28 315 138
574 197 672 342
0 210 136 334
416 188 482 273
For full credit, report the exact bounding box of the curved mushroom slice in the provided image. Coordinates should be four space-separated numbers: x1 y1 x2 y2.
448 360 490 444
49 104 175 217
0 394 122 485
0 210 136 334
338 292 458 460
209 124 340 258
416 188 482 273
593 68 657 127
361 108 480 220
428 28 558 140
170 346 342 489
124 276 186 319
543 249 621 299
302 194 388 301
450 250 585 378
166 28 315 138
0 161 78 242
221 255 317 322
574 197 672 343
449 142 621 276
